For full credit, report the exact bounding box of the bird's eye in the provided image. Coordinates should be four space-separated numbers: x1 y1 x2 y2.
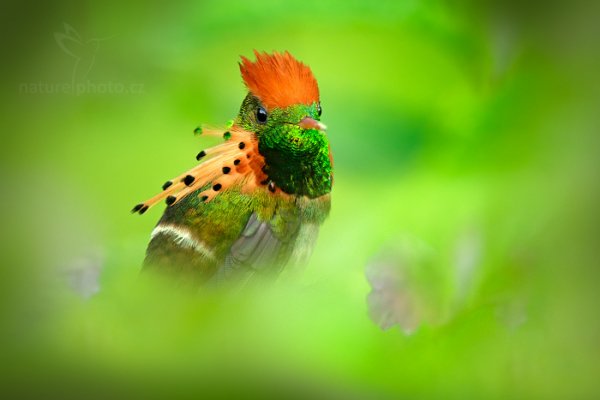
256 106 268 123
317 103 322 117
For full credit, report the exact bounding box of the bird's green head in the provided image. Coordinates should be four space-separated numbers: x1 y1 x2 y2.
235 51 332 198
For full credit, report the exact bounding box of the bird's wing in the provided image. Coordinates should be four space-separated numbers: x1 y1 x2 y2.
212 210 302 284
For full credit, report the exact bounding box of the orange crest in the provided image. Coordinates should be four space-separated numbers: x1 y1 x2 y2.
239 50 320 110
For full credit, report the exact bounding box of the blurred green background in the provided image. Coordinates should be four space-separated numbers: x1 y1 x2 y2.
1 0 599 398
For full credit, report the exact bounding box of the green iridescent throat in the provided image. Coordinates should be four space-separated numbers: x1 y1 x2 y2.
236 94 332 198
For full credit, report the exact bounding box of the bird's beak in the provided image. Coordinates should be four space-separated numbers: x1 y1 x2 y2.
298 116 327 132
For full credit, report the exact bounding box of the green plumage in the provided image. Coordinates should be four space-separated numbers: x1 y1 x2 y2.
144 184 330 284
142 93 332 285
259 123 332 198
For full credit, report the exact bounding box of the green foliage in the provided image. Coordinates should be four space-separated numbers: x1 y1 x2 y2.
1 0 599 398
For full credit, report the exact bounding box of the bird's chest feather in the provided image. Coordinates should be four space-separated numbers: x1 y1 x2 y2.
259 124 333 199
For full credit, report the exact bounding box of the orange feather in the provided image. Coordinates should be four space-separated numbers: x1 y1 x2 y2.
239 50 320 110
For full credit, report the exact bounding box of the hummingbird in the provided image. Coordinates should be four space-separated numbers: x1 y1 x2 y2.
132 51 333 286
